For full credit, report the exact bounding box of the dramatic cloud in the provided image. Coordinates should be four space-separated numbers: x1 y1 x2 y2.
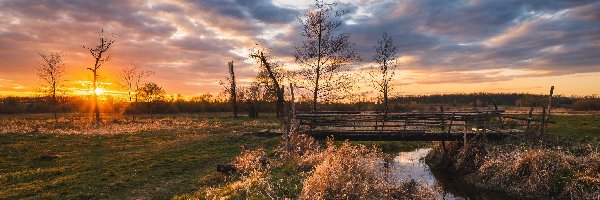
0 0 598 96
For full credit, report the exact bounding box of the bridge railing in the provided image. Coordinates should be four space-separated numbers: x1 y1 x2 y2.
294 109 541 141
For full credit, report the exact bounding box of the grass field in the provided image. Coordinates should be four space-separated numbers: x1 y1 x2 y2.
0 114 282 199
0 113 598 199
547 114 600 140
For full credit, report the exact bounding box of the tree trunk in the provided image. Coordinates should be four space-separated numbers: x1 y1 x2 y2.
383 85 389 117
255 52 284 117
133 92 138 122
93 70 101 123
128 92 135 122
312 23 323 113
53 81 57 120
276 86 284 117
312 70 319 112
248 100 259 118
228 61 238 118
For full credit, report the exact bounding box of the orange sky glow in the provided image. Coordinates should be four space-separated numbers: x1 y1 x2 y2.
1 0 599 99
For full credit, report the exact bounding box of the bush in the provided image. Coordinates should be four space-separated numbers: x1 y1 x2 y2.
205 148 275 199
571 99 600 111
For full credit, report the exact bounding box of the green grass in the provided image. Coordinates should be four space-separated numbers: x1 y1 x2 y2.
0 114 282 199
547 115 600 140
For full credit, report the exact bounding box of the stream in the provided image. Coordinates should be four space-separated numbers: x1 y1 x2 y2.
392 148 514 200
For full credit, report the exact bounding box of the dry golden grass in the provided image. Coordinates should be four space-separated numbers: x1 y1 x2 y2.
202 137 436 200
0 115 213 135
478 147 600 199
300 140 435 200
427 140 600 199
204 148 277 200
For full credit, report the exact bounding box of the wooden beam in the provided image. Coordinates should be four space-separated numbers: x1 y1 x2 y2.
309 131 508 141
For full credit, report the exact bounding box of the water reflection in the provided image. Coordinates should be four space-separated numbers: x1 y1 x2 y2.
392 148 513 200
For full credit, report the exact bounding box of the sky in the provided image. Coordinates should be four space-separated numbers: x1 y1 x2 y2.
0 0 599 98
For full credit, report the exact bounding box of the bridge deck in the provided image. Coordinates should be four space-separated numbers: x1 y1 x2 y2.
295 110 535 141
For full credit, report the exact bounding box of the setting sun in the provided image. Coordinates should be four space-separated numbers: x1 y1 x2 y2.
95 88 104 95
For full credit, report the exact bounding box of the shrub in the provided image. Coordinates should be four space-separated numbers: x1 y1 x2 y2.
571 99 600 111
205 148 275 199
232 148 268 172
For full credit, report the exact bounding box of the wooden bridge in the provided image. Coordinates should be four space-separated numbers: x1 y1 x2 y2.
294 109 541 141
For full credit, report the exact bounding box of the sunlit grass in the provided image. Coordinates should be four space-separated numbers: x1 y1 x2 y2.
0 113 282 199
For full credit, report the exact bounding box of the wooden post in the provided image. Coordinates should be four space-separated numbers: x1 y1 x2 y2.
545 86 554 133
540 107 547 135
286 83 296 152
494 99 504 129
463 121 468 147
440 106 447 153
493 100 499 111
440 106 446 131
447 114 454 135
547 86 554 116
526 106 534 133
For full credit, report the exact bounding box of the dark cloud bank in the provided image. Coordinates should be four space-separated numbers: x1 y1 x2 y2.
0 0 598 93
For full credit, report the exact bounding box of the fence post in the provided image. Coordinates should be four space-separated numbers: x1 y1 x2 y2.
448 114 454 135
440 106 446 131
545 86 554 134
494 99 504 129
463 121 468 147
285 83 296 152
526 106 534 133
540 107 547 135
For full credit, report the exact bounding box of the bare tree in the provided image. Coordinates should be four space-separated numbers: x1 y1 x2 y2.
250 48 285 118
119 63 153 121
83 29 115 124
219 61 239 118
36 51 66 120
294 1 360 112
370 32 399 116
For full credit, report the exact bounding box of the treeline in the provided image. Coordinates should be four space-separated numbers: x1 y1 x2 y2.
390 93 579 107
2 93 599 114
0 95 269 115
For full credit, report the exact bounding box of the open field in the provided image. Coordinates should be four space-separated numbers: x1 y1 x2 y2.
0 114 282 199
547 114 600 140
0 113 598 199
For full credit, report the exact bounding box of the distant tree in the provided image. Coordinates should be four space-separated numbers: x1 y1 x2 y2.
138 82 165 103
35 51 66 120
250 47 285 117
243 82 267 118
191 93 214 102
83 29 115 124
294 1 360 112
119 63 153 121
219 61 238 118
370 32 399 116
